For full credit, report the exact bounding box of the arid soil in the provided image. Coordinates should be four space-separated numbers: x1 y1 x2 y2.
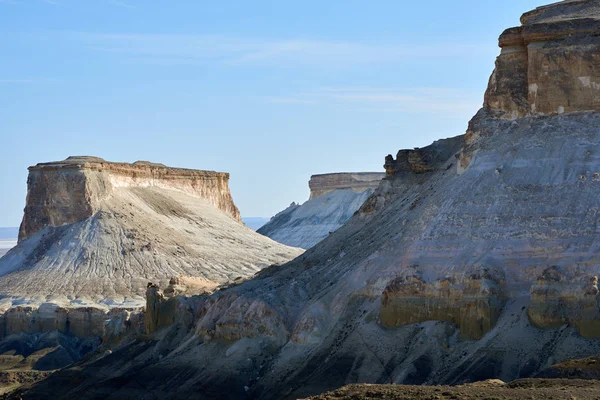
303 380 600 400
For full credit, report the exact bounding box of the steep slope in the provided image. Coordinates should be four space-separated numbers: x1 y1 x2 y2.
0 157 303 306
258 173 384 249
13 1 600 399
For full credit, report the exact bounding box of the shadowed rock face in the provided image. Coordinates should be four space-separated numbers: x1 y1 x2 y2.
528 267 600 338
0 305 142 341
13 2 600 400
380 269 506 340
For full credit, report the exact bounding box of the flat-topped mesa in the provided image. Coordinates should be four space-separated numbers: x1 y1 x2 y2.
19 156 241 241
308 173 385 200
1 154 302 308
485 0 600 118
260 172 386 249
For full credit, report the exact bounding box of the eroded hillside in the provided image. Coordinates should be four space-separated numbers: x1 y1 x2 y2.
10 1 600 399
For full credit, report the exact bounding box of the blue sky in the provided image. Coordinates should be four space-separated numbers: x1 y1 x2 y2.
0 0 549 226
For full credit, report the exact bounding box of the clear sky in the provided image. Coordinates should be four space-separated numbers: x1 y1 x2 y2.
0 0 549 226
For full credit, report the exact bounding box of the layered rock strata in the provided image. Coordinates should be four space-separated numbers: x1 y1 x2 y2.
0 156 302 302
19 156 241 241
485 0 600 118
380 268 506 340
0 304 142 341
308 173 385 200
14 2 600 400
258 173 385 249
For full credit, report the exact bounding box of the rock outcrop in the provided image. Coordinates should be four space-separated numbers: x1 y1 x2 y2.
19 156 241 241
0 156 302 304
308 173 385 200
0 304 142 341
258 173 384 249
484 0 600 118
13 2 600 400
0 157 303 359
380 268 506 340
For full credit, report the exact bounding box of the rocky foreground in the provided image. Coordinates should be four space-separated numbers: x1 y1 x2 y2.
303 380 600 400
7 1 600 399
258 173 384 249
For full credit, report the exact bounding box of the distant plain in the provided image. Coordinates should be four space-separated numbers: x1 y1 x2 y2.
0 228 18 257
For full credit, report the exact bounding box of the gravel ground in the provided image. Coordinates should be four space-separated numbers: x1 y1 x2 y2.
302 379 600 400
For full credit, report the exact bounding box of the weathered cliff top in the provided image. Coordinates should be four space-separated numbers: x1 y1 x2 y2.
309 172 385 200
485 0 600 117
30 156 229 178
521 0 600 25
500 2 600 47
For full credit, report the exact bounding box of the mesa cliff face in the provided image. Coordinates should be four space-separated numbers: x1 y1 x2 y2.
0 156 302 305
484 0 600 118
258 173 384 249
308 173 384 200
14 2 600 400
19 156 241 241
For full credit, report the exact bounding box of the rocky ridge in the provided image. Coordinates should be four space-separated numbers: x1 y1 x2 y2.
11 1 600 399
258 172 385 249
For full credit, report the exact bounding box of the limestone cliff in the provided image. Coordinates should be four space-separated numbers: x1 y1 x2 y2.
14 2 600 400
19 156 241 241
484 0 600 118
0 156 302 303
308 173 385 200
258 173 384 249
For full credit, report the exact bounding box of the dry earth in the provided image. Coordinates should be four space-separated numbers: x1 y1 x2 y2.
303 380 600 400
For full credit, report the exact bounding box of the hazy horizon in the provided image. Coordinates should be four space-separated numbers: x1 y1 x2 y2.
0 0 550 226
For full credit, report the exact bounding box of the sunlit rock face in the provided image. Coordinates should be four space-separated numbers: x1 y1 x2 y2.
19 156 241 241
15 3 600 400
1 156 302 302
0 156 302 351
485 0 600 118
258 173 384 249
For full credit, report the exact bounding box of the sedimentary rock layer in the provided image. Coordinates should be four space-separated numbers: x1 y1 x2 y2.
19 156 241 241
308 173 385 200
0 157 303 303
15 2 600 400
485 0 600 117
0 304 142 341
259 173 384 249
380 269 506 340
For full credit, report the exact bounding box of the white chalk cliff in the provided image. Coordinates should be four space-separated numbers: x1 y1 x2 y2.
258 173 384 249
0 157 302 310
14 2 600 399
